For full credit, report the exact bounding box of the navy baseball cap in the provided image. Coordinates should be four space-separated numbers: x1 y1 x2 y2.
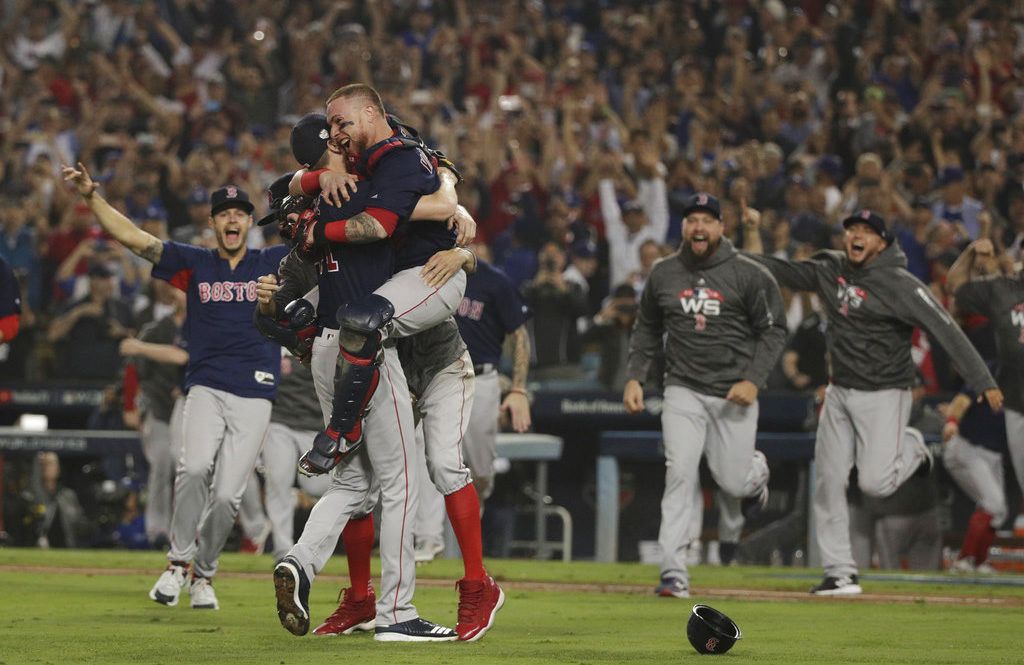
209 185 254 216
291 113 330 168
842 209 892 245
681 192 721 220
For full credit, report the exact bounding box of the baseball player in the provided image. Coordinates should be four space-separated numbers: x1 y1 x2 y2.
288 84 470 478
263 109 502 641
0 254 21 343
260 349 332 562
942 390 1008 574
623 193 785 599
117 289 187 547
414 257 533 561
952 241 1024 533
63 163 285 610
742 206 1002 595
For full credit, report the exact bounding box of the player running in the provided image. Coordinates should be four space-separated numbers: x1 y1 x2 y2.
623 193 785 599
63 163 285 610
743 206 1002 595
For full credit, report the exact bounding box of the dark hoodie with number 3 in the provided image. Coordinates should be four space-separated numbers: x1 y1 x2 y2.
626 238 788 398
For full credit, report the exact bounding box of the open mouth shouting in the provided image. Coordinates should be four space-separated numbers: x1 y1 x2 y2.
224 226 242 244
848 239 867 262
690 232 710 255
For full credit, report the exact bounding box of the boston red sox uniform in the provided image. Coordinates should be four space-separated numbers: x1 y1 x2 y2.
627 236 786 595
751 234 998 592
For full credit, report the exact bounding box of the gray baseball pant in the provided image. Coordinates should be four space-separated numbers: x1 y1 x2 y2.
1004 408 1024 499
140 412 173 543
659 385 769 581
943 434 1008 525
290 330 419 627
166 385 271 578
814 385 927 578
261 422 330 560
413 353 478 545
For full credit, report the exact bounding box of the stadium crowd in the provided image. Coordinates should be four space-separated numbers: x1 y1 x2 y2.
1 0 1023 564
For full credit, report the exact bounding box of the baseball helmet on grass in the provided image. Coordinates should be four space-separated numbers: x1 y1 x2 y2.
686 604 742 655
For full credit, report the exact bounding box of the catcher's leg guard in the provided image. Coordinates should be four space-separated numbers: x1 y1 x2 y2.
299 295 395 477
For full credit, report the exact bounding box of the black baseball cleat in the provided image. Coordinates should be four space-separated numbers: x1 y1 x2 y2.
374 617 457 642
810 574 862 596
274 556 311 636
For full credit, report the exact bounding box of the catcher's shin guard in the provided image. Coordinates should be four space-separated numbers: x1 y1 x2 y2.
298 296 394 476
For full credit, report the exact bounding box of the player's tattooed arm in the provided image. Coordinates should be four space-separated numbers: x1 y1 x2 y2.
500 325 532 432
61 162 164 265
509 325 530 392
345 212 389 241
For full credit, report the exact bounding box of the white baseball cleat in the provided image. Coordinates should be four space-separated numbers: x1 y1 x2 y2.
414 538 445 564
149 564 188 606
190 577 220 610
949 557 976 574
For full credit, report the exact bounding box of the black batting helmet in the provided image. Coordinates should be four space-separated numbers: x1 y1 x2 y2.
686 604 742 655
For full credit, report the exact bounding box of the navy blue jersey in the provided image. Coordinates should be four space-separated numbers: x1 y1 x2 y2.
152 242 288 399
455 259 531 366
313 183 396 328
959 395 1008 454
359 142 451 272
0 255 20 317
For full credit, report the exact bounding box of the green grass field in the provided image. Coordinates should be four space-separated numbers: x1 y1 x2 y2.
1 549 1022 664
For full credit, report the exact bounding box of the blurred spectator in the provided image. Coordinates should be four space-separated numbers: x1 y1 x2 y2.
581 284 638 391
522 242 588 378
47 262 133 380
933 167 984 240
29 452 89 549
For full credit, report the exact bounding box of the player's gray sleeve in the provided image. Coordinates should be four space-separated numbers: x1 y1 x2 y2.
740 263 788 388
625 273 665 385
744 251 829 292
893 273 997 392
953 279 994 317
273 248 318 312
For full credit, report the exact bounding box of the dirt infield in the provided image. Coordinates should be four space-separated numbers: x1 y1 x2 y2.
3 563 1019 607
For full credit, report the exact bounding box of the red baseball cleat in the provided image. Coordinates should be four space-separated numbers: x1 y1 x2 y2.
455 575 505 642
312 584 376 636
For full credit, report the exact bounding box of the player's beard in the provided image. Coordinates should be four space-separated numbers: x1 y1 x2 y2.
684 236 720 262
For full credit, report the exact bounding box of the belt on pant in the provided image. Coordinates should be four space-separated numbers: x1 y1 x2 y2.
474 363 496 374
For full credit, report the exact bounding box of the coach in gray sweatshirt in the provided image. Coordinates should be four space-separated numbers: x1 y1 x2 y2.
742 206 1002 596
624 193 786 599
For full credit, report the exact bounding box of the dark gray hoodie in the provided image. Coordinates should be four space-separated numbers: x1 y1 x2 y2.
749 243 997 393
627 238 787 398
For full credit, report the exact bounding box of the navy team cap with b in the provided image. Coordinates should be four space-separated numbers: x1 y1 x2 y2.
682 192 721 220
291 113 330 168
210 185 254 216
842 209 892 245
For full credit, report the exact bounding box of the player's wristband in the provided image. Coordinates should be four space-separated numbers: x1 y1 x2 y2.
300 169 327 195
945 416 960 426
509 388 528 397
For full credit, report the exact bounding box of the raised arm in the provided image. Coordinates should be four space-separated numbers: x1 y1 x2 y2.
739 202 822 291
894 273 1001 403
61 163 163 264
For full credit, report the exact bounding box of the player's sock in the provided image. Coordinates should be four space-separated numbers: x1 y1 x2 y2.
445 484 486 580
960 508 994 562
342 515 375 600
971 509 997 565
